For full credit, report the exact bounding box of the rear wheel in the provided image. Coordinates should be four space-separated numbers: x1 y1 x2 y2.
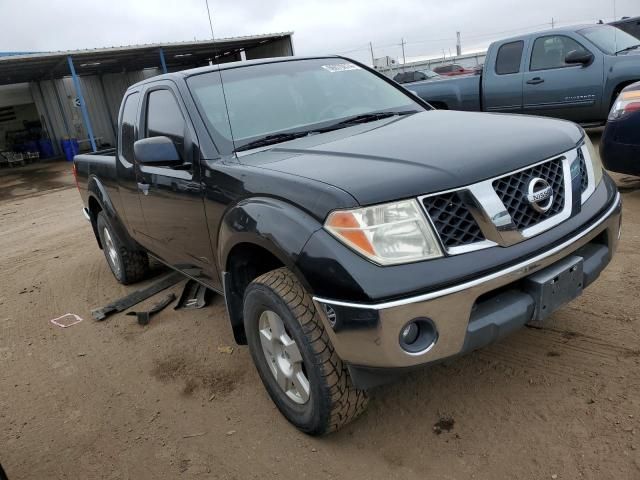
96 211 148 285
243 267 368 435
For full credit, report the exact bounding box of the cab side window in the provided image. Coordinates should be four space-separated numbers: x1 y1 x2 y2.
530 35 589 71
119 92 139 164
145 89 186 155
495 41 524 75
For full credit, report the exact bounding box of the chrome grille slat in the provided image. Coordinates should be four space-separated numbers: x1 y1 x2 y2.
418 147 591 255
492 158 565 230
578 152 589 193
421 192 485 248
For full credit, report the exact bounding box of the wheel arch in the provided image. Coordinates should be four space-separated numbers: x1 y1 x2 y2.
86 175 137 250
217 198 322 344
609 79 640 108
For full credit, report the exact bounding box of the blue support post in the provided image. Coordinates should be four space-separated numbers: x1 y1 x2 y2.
159 48 168 74
67 55 97 152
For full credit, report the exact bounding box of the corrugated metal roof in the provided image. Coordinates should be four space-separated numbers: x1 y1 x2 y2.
0 52 39 57
0 32 293 85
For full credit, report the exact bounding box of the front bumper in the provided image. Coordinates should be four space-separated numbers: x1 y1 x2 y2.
313 192 622 371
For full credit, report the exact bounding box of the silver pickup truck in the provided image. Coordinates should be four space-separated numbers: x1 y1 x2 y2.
409 24 640 125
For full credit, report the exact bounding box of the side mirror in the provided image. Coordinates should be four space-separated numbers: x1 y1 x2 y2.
134 136 182 166
565 50 594 66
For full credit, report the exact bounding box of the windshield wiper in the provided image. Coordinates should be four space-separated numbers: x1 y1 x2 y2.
235 131 312 152
234 110 419 152
615 44 640 54
327 110 419 128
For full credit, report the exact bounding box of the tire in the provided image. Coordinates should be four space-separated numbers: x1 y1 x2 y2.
243 267 368 435
96 211 148 285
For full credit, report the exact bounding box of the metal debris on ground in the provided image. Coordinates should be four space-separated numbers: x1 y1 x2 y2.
126 293 176 326
91 272 183 321
50 313 83 328
174 279 212 310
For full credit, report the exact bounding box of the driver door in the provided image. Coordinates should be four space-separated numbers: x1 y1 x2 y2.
522 34 603 122
135 83 216 282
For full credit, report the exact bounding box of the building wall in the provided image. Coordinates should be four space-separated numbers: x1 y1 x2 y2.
0 103 39 150
29 69 161 153
0 83 33 108
245 37 293 60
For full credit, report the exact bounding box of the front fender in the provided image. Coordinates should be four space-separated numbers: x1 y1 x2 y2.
218 197 322 288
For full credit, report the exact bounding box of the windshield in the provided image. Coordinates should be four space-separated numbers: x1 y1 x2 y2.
578 25 639 54
187 58 424 151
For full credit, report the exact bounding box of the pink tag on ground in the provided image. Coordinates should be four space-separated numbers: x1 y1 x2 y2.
50 313 83 328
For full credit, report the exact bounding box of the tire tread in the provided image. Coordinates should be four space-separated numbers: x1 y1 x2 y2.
252 267 368 434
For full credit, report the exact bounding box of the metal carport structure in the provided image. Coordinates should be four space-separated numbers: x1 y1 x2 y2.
0 33 294 156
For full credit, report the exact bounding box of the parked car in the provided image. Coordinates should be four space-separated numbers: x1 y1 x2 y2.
74 56 621 435
410 24 640 124
609 16 640 40
600 80 640 175
432 63 475 76
393 69 442 84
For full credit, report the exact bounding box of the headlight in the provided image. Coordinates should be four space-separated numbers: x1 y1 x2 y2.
581 134 603 186
608 90 640 121
324 199 443 265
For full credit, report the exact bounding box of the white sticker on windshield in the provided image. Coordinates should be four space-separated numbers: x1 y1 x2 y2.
322 63 361 73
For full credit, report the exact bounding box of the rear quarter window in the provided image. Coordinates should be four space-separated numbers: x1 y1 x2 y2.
495 41 524 75
118 92 140 165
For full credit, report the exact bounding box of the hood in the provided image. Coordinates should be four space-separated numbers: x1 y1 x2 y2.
239 110 583 206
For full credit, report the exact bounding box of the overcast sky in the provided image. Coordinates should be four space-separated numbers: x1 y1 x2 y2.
1 0 637 64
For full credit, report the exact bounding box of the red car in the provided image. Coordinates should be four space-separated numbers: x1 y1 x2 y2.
432 63 475 76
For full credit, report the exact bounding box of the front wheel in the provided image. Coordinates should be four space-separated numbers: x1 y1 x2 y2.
243 267 368 435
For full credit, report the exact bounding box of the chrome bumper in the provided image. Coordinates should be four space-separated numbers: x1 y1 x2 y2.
313 193 622 369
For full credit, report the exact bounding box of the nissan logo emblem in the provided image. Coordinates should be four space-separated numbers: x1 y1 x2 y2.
526 177 553 213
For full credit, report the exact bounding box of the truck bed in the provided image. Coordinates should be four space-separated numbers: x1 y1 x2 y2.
74 149 116 189
73 148 118 211
408 75 482 111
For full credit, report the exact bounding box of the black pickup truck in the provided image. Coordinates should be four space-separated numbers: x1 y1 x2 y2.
74 56 622 435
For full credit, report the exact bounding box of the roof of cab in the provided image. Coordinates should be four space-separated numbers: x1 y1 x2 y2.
127 55 342 90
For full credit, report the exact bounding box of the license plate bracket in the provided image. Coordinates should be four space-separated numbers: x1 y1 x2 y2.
523 255 584 325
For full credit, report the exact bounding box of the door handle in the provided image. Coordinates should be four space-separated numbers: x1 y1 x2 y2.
137 182 150 195
526 77 544 85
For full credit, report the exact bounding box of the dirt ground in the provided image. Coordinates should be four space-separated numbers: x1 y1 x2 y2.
1 133 639 480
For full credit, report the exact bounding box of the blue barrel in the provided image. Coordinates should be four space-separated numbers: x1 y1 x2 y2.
61 138 80 161
61 139 74 161
38 139 54 158
24 140 39 153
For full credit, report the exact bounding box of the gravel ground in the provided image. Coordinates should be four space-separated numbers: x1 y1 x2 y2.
1 133 639 479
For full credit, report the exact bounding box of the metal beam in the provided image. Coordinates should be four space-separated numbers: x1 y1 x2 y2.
50 78 71 137
67 55 97 152
159 48 168 74
34 81 61 155
98 74 117 143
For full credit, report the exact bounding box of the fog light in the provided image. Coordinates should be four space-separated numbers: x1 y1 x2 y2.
399 318 438 354
401 322 420 345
